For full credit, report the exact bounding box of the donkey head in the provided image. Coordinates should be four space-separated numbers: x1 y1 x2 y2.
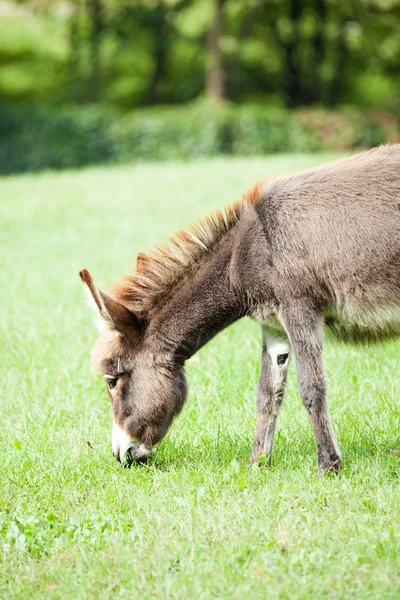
80 269 187 465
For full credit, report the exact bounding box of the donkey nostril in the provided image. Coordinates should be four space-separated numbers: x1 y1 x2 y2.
114 443 152 467
119 443 143 467
127 443 152 465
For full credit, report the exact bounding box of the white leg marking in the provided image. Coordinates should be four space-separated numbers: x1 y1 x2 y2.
262 329 291 457
267 338 290 390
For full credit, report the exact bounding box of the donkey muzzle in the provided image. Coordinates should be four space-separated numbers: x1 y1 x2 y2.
125 443 152 465
112 421 152 465
113 442 152 466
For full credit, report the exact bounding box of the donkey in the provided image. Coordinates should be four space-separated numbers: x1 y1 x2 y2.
80 144 400 473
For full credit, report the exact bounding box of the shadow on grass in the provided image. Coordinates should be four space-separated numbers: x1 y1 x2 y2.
129 428 400 481
144 433 252 472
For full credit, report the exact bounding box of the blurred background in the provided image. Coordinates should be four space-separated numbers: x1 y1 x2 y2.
0 0 399 174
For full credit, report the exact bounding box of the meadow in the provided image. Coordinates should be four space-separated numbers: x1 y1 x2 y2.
1 154 399 599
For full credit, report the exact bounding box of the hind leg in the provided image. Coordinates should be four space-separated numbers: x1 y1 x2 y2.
280 302 342 474
250 326 291 464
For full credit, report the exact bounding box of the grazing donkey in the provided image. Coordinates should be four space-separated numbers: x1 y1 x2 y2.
81 145 400 473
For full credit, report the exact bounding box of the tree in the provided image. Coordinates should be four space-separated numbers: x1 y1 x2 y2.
206 0 226 100
87 0 105 102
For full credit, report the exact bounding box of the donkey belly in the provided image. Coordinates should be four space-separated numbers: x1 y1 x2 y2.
322 247 400 344
324 304 400 344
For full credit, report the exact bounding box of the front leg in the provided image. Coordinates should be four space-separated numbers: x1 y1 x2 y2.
280 303 342 474
251 325 291 465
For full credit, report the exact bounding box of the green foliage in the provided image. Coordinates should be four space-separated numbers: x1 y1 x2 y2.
0 14 68 103
1 2 400 110
0 104 116 174
1 101 399 174
111 101 238 160
232 105 322 154
296 107 397 151
0 157 399 598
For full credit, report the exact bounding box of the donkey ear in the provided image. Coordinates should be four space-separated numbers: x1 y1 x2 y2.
135 252 147 274
79 269 141 335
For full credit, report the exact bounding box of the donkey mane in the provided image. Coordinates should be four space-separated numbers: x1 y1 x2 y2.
112 178 267 315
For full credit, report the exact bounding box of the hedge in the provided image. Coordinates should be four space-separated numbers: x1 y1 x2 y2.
0 100 399 174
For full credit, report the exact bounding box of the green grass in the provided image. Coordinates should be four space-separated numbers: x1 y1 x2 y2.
1 155 399 599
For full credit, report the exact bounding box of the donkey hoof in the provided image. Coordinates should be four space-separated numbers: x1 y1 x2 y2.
248 453 272 468
318 452 342 475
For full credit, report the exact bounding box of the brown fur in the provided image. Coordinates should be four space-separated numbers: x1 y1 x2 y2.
112 178 266 315
80 145 400 472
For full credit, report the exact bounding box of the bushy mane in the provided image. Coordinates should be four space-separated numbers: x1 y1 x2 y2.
112 179 266 315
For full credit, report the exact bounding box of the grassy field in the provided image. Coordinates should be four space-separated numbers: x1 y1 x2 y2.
1 155 399 599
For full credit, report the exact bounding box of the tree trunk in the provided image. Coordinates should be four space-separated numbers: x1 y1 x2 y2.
206 0 226 100
148 44 166 105
327 21 347 106
147 6 168 106
283 0 303 107
309 0 327 103
69 6 79 80
87 0 103 103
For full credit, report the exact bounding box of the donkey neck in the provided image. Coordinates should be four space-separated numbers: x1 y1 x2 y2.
147 232 246 361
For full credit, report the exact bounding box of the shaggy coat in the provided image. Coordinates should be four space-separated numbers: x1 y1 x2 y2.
81 144 400 472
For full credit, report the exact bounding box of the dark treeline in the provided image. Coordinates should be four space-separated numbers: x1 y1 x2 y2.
1 0 400 174
2 0 400 110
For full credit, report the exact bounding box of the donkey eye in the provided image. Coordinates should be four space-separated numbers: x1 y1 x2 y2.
104 375 118 390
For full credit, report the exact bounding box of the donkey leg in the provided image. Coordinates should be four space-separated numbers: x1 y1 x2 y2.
250 326 291 465
280 304 341 474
